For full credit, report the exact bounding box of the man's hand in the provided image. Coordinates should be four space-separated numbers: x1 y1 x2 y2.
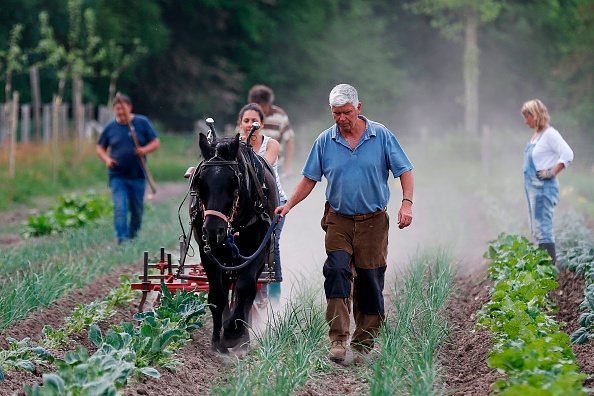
274 204 290 219
398 200 413 229
135 147 146 157
105 157 117 168
536 170 555 180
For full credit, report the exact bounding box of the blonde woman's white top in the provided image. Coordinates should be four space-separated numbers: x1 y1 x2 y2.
531 126 573 171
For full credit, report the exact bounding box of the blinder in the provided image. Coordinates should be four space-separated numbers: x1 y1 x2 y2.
190 154 243 244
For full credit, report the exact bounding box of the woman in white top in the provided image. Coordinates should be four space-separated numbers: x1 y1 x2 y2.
521 99 574 264
238 103 287 289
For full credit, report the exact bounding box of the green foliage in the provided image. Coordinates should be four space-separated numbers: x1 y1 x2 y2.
134 284 208 334
476 233 587 394
38 288 208 389
22 191 112 238
14 277 206 393
35 0 102 99
0 23 28 101
554 211 594 345
105 275 138 308
367 249 456 395
405 0 503 41
0 198 185 332
211 286 329 395
23 345 134 396
65 300 114 334
36 276 138 350
0 337 54 382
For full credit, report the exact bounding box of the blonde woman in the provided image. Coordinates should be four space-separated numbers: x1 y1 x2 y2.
521 99 573 264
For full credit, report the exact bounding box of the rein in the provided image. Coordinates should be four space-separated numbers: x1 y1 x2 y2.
177 148 277 274
203 214 280 271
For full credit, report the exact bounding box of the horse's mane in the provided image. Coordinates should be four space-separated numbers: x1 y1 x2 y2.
197 132 278 221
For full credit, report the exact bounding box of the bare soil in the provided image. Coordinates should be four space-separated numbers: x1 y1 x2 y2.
1 183 593 395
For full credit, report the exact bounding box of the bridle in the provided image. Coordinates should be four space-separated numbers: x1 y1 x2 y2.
191 155 243 241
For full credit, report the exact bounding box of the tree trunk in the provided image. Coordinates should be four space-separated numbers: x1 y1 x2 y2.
73 75 84 150
108 77 116 108
8 92 19 179
52 95 60 184
30 66 42 141
464 2 479 136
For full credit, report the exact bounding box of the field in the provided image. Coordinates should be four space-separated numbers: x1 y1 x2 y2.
1 129 594 395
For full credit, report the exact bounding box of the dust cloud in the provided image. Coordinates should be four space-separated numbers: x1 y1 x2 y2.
274 116 536 306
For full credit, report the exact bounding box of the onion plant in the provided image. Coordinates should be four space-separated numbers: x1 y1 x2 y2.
367 249 455 396
0 197 187 331
211 284 330 396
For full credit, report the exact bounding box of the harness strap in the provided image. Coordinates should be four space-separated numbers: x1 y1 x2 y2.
203 209 228 222
240 148 269 214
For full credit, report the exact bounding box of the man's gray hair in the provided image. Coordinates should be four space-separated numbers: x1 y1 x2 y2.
329 84 359 107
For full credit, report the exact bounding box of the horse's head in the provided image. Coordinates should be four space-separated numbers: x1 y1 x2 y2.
194 133 243 246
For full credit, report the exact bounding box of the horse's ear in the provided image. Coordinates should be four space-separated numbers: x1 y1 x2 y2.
230 133 240 159
199 133 214 160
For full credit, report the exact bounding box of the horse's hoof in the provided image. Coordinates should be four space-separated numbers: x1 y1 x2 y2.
211 342 229 354
221 333 242 349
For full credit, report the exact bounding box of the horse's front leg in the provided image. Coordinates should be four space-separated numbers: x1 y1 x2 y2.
221 260 262 348
206 271 229 354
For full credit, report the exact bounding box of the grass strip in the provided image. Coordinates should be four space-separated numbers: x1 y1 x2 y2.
0 195 189 331
211 284 330 396
368 249 456 396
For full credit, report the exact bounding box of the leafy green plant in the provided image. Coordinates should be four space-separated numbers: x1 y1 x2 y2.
66 300 114 334
0 337 53 382
570 284 594 344
20 282 207 393
23 345 134 396
134 283 208 333
22 191 112 238
105 275 138 308
38 279 136 350
38 326 70 351
477 233 587 394
88 324 161 378
555 211 594 344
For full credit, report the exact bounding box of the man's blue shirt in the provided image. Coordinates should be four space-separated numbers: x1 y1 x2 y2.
97 115 158 180
302 115 413 215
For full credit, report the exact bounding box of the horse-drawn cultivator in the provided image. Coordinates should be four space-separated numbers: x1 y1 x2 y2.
131 246 278 313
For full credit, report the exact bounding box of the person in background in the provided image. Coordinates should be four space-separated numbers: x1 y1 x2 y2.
521 99 573 264
96 94 160 244
238 102 287 295
248 84 295 178
275 84 414 365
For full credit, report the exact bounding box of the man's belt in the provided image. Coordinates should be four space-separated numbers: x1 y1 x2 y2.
328 207 386 221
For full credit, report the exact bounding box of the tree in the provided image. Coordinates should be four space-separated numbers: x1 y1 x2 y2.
35 0 101 104
98 38 148 107
405 0 503 135
552 0 594 129
0 24 27 179
0 24 28 104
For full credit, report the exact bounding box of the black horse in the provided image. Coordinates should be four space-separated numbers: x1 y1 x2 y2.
187 132 279 353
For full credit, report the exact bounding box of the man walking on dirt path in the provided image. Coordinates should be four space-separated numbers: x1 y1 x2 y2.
275 84 414 365
248 84 295 179
96 94 160 244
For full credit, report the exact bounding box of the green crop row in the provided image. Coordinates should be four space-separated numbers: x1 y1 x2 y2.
21 191 113 238
10 283 208 395
0 276 136 381
555 211 594 345
477 233 587 395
